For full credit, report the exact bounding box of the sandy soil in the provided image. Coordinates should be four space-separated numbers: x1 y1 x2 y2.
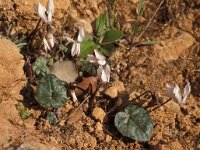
0 0 199 149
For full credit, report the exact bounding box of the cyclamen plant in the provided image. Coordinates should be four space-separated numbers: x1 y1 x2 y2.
33 0 55 52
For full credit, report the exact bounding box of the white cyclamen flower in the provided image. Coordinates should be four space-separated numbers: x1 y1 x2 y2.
33 0 54 24
87 49 106 66
71 27 85 57
97 64 111 83
43 37 51 51
166 81 191 104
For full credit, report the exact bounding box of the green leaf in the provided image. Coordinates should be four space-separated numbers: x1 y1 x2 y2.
101 29 123 45
35 74 67 109
47 112 58 125
114 104 153 142
33 56 50 78
15 102 31 120
131 22 138 36
95 13 106 37
138 0 144 16
101 44 116 57
80 41 100 58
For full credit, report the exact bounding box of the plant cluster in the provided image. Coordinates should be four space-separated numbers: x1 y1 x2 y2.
10 0 192 143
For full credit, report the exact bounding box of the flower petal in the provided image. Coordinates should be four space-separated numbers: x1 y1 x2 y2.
97 65 103 80
97 65 110 83
94 49 106 66
182 81 191 103
166 83 176 100
47 0 54 23
43 37 51 51
173 84 183 103
76 43 81 56
104 64 111 82
71 43 77 56
37 3 48 23
71 43 80 56
87 54 97 63
77 27 85 42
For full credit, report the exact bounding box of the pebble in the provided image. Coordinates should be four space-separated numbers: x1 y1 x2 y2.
104 81 125 99
95 122 103 132
91 107 108 123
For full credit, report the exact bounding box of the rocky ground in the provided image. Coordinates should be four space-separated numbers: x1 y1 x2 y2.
0 0 200 149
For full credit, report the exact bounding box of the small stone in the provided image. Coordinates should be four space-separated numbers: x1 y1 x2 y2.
24 118 35 129
104 81 125 99
105 135 112 142
88 136 97 148
92 107 107 123
95 122 103 132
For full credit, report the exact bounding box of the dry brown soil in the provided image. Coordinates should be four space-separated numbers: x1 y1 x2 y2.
0 0 200 149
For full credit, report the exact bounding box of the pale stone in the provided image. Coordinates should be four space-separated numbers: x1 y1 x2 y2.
104 81 125 99
92 107 107 123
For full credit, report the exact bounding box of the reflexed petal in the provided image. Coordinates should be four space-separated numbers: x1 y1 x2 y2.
87 54 97 63
97 65 110 83
166 84 176 100
94 49 106 66
71 43 80 56
104 64 111 82
173 84 183 103
97 65 103 80
76 43 81 56
38 3 48 23
101 69 108 83
77 27 85 42
182 81 191 103
47 0 54 23
71 43 77 56
43 37 51 51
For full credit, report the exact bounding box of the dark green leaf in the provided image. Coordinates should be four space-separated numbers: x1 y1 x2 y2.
33 56 49 78
101 29 123 45
47 112 58 125
95 13 106 37
114 104 153 142
80 41 100 58
101 44 116 57
35 74 67 109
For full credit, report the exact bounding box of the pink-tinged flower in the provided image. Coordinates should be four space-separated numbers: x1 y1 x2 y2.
87 49 106 66
166 81 191 104
33 0 54 24
68 27 85 57
97 64 111 83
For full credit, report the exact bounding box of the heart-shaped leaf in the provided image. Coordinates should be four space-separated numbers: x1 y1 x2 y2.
80 40 100 58
35 74 67 109
101 29 123 45
114 104 153 142
47 112 58 125
33 56 49 77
